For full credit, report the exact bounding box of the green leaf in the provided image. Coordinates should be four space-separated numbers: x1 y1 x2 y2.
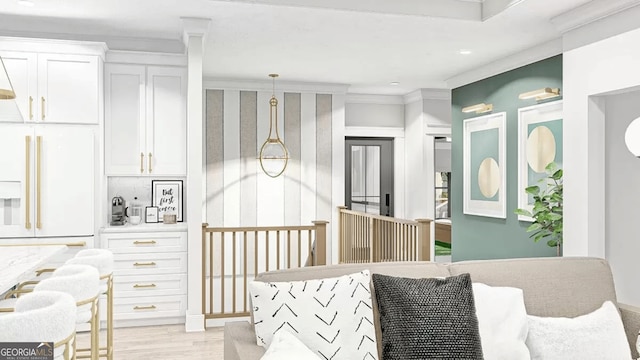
547 239 558 247
545 162 558 174
514 208 533 217
551 169 563 181
525 186 540 195
527 223 542 232
547 213 562 221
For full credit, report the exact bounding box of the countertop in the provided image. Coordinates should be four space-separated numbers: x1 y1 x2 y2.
100 222 188 233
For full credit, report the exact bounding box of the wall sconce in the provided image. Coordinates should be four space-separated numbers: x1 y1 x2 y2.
625 117 640 157
259 74 289 178
0 56 17 100
519 87 561 101
462 103 493 114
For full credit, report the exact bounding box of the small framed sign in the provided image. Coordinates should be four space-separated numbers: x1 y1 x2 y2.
151 180 184 222
145 206 159 223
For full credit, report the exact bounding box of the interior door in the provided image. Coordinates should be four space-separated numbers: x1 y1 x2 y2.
36 125 94 237
345 138 394 216
0 124 34 238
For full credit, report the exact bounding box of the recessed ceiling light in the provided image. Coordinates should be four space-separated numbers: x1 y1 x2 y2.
17 0 34 6
459 49 472 55
390 82 400 86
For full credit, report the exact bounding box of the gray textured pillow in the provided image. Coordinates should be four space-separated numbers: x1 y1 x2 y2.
372 273 484 360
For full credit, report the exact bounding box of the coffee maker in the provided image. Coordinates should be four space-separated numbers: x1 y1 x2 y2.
110 196 126 226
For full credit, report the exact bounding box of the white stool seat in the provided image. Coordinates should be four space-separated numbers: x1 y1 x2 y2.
0 290 77 360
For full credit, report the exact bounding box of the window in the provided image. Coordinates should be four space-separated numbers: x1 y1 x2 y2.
435 172 450 219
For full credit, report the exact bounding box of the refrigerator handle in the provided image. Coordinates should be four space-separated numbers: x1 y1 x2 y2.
36 135 42 230
25 136 31 230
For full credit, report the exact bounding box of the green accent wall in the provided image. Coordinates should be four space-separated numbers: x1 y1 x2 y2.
451 55 562 261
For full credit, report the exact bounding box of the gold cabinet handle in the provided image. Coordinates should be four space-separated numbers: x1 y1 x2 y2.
133 305 156 310
66 242 87 247
36 136 42 229
148 152 152 173
28 96 33 120
133 284 156 289
140 152 144 173
133 262 156 267
25 136 31 230
41 97 45 121
133 240 156 245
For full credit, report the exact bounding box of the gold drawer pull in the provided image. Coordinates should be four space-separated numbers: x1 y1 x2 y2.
133 240 156 245
133 305 156 311
66 242 86 247
133 262 156 267
133 284 156 289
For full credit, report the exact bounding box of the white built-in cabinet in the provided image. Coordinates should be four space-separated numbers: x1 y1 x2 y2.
0 124 95 238
105 63 187 176
0 50 100 124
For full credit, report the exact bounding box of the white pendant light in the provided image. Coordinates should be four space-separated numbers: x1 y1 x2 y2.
0 56 17 100
259 74 289 178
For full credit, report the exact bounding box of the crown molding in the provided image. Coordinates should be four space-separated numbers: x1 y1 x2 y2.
446 38 562 89
0 35 108 59
203 78 350 94
106 50 187 66
346 94 404 105
403 89 451 104
345 126 405 138
551 0 640 34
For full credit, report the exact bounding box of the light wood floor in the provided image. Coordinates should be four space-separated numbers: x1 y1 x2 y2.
77 325 224 360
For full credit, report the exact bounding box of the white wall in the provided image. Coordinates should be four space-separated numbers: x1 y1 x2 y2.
346 103 404 127
604 90 640 305
564 24 640 305
435 141 451 173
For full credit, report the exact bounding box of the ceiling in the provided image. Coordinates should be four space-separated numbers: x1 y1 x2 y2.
0 0 601 95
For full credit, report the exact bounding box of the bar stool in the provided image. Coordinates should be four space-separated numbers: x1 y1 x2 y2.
35 264 101 360
0 290 77 360
65 249 114 360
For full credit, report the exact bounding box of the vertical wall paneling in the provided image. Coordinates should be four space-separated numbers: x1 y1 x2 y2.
205 90 224 226
331 94 346 264
240 91 258 227
300 93 317 225
223 90 241 227
316 94 333 264
284 93 302 226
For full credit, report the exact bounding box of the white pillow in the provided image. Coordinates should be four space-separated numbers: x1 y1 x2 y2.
250 270 378 360
526 300 632 360
260 331 321 360
472 283 531 360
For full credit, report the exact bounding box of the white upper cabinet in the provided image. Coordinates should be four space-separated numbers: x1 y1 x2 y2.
0 50 101 124
105 64 186 176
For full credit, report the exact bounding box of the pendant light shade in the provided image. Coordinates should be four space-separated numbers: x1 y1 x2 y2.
0 56 16 100
259 74 289 178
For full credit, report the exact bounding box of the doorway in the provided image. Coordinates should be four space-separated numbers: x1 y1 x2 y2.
345 137 394 216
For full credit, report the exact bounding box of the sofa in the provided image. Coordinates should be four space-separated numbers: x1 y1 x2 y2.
224 257 640 360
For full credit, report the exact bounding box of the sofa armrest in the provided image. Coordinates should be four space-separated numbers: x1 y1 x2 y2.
619 303 640 359
224 321 265 360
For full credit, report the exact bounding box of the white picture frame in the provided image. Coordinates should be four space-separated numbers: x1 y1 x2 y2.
463 112 507 218
517 100 563 221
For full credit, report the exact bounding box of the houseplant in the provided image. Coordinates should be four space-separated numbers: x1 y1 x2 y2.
514 162 563 256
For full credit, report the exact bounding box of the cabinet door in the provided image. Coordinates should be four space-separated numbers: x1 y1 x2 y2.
105 64 146 175
0 51 37 123
146 66 187 176
0 125 34 237
35 126 94 237
37 53 100 124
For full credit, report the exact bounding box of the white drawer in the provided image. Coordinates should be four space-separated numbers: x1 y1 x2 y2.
113 295 186 320
113 273 187 298
113 252 187 276
102 232 186 253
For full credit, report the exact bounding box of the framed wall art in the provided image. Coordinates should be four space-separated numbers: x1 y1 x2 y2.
463 112 507 218
145 206 159 223
151 180 184 222
517 100 563 221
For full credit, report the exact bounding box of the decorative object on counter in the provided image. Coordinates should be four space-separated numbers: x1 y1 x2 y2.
0 56 17 100
163 213 177 224
110 196 126 226
151 180 183 222
128 197 143 225
145 206 159 223
259 73 289 178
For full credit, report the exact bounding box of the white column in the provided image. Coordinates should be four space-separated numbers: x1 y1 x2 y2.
182 17 210 332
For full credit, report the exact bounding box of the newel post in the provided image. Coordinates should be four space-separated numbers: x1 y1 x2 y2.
416 219 433 261
337 206 347 263
313 221 329 266
201 223 208 317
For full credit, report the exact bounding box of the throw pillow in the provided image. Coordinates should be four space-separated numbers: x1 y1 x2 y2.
371 273 484 360
526 300 632 360
472 283 530 360
260 330 322 360
250 270 378 360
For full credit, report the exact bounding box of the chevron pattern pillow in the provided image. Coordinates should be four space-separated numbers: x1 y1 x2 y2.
372 273 484 360
250 270 379 360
